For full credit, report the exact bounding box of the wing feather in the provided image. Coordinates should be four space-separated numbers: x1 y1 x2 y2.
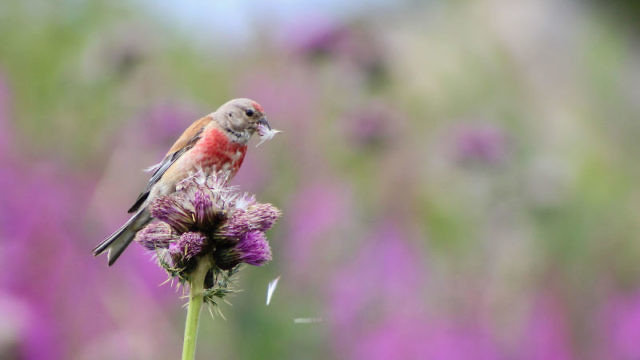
127 116 211 213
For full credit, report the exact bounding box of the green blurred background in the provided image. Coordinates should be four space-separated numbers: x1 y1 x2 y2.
1 0 640 359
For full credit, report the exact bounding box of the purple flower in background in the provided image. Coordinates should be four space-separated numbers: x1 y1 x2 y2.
0 158 140 359
285 181 351 275
285 19 386 79
235 71 316 133
454 123 508 165
600 290 640 359
0 294 63 360
328 222 427 355
287 19 352 59
520 294 574 360
141 103 199 145
343 101 399 148
351 318 502 360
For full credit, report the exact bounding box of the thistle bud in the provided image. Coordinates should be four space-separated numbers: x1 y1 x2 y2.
214 231 272 270
192 189 225 228
134 222 178 250
149 194 193 233
218 203 281 239
169 232 208 264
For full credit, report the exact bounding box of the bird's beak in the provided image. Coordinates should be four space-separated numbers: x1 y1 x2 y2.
257 117 271 130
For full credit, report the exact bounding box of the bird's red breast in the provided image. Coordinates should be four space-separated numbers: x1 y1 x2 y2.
190 126 247 177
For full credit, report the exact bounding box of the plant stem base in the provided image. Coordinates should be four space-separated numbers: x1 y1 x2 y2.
182 258 211 360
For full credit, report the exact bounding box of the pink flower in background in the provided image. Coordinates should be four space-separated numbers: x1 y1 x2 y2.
600 290 640 359
454 123 508 165
328 222 427 354
342 101 399 148
286 19 352 59
0 294 59 360
0 79 180 358
329 223 505 359
0 160 105 359
236 71 316 130
520 294 574 360
352 318 501 360
284 181 351 275
140 103 200 146
284 18 387 84
235 71 327 176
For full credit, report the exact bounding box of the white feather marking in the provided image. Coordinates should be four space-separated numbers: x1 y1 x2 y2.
144 162 163 173
266 276 280 306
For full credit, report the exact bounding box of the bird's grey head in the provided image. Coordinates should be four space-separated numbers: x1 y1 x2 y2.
215 98 270 144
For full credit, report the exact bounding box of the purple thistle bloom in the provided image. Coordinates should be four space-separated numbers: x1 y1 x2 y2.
218 203 281 239
137 171 279 277
169 232 208 263
215 231 272 270
192 189 223 228
149 194 194 233
236 231 272 266
134 222 177 250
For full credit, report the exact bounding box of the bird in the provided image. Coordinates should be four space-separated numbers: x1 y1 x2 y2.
93 98 271 266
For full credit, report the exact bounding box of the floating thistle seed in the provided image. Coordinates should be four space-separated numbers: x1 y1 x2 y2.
214 231 272 270
134 222 178 250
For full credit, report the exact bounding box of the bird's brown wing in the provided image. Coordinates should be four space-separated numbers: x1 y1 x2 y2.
165 116 212 155
127 116 211 213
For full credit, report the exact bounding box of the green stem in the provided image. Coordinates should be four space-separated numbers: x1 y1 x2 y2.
181 258 211 360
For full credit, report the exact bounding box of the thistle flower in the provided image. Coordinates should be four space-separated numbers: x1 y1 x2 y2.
135 171 280 279
214 231 273 270
149 195 195 233
169 232 208 264
217 203 281 239
134 222 178 250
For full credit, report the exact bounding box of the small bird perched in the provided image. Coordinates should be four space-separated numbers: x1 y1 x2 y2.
93 98 274 265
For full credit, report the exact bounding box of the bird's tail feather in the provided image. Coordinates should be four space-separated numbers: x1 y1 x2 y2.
93 209 151 266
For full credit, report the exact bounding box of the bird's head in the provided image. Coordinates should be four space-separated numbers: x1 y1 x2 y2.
215 98 271 144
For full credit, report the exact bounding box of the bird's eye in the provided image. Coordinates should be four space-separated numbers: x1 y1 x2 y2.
245 109 255 117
